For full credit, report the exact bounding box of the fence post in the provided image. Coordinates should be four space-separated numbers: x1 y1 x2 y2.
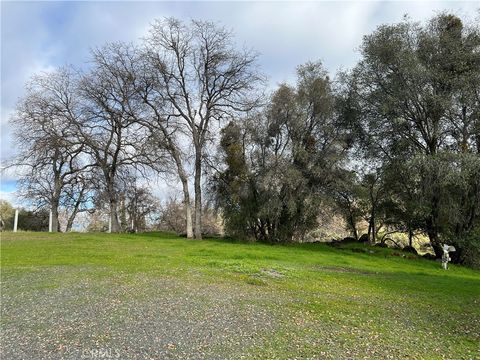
13 209 19 232
49 210 53 232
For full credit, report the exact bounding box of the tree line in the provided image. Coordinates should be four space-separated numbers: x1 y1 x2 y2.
9 18 262 238
6 14 480 266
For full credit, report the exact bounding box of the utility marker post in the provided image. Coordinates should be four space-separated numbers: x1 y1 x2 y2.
441 244 456 270
13 209 19 232
108 217 112 233
49 210 53 232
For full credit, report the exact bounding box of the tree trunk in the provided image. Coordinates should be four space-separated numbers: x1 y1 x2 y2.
66 215 75 232
66 206 80 232
109 198 120 233
371 217 376 244
51 205 60 232
427 191 441 257
194 151 202 239
427 227 442 258
185 192 193 239
368 207 376 245
65 187 85 232
50 174 62 232
349 211 358 240
107 180 120 233
368 182 377 245
119 195 127 230
166 142 194 238
178 170 193 239
408 228 413 248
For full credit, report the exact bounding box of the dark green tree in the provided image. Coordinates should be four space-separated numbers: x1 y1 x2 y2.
215 62 346 243
342 13 480 261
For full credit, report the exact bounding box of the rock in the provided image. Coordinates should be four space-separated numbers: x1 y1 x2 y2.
403 246 418 255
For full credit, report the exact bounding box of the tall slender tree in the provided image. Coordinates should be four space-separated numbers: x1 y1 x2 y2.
131 45 195 238
144 18 263 238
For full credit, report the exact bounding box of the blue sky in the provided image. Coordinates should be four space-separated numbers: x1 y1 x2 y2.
1 1 478 206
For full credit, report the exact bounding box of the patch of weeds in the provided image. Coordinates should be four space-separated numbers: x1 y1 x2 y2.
133 254 167 259
244 275 267 286
260 268 285 278
312 265 378 276
205 259 260 276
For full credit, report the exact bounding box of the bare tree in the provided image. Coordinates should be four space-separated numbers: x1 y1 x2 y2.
143 18 263 238
124 181 159 232
11 68 91 231
129 48 194 238
75 44 156 233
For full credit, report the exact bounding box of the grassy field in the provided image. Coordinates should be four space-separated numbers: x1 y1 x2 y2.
1 232 479 359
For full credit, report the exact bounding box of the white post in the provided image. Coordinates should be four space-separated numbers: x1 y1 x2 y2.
108 216 112 233
131 218 134 232
13 209 19 232
49 210 53 232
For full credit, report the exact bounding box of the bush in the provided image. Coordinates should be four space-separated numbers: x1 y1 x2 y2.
450 226 480 268
156 199 223 236
422 253 436 260
358 234 369 243
403 245 418 255
16 209 49 231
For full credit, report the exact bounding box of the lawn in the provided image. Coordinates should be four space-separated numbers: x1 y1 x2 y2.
1 232 479 359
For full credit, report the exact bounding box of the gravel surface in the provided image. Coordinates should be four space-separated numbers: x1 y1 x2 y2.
3 266 478 359
1 266 278 360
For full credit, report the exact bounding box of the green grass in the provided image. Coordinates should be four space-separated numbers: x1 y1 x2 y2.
1 231 479 359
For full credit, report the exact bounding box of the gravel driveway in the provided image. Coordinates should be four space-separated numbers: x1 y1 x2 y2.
1 266 279 360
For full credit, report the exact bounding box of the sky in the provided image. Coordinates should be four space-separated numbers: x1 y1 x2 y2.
1 0 478 206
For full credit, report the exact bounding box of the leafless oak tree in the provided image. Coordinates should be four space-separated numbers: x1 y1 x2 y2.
143 18 263 238
12 68 91 231
74 44 157 232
